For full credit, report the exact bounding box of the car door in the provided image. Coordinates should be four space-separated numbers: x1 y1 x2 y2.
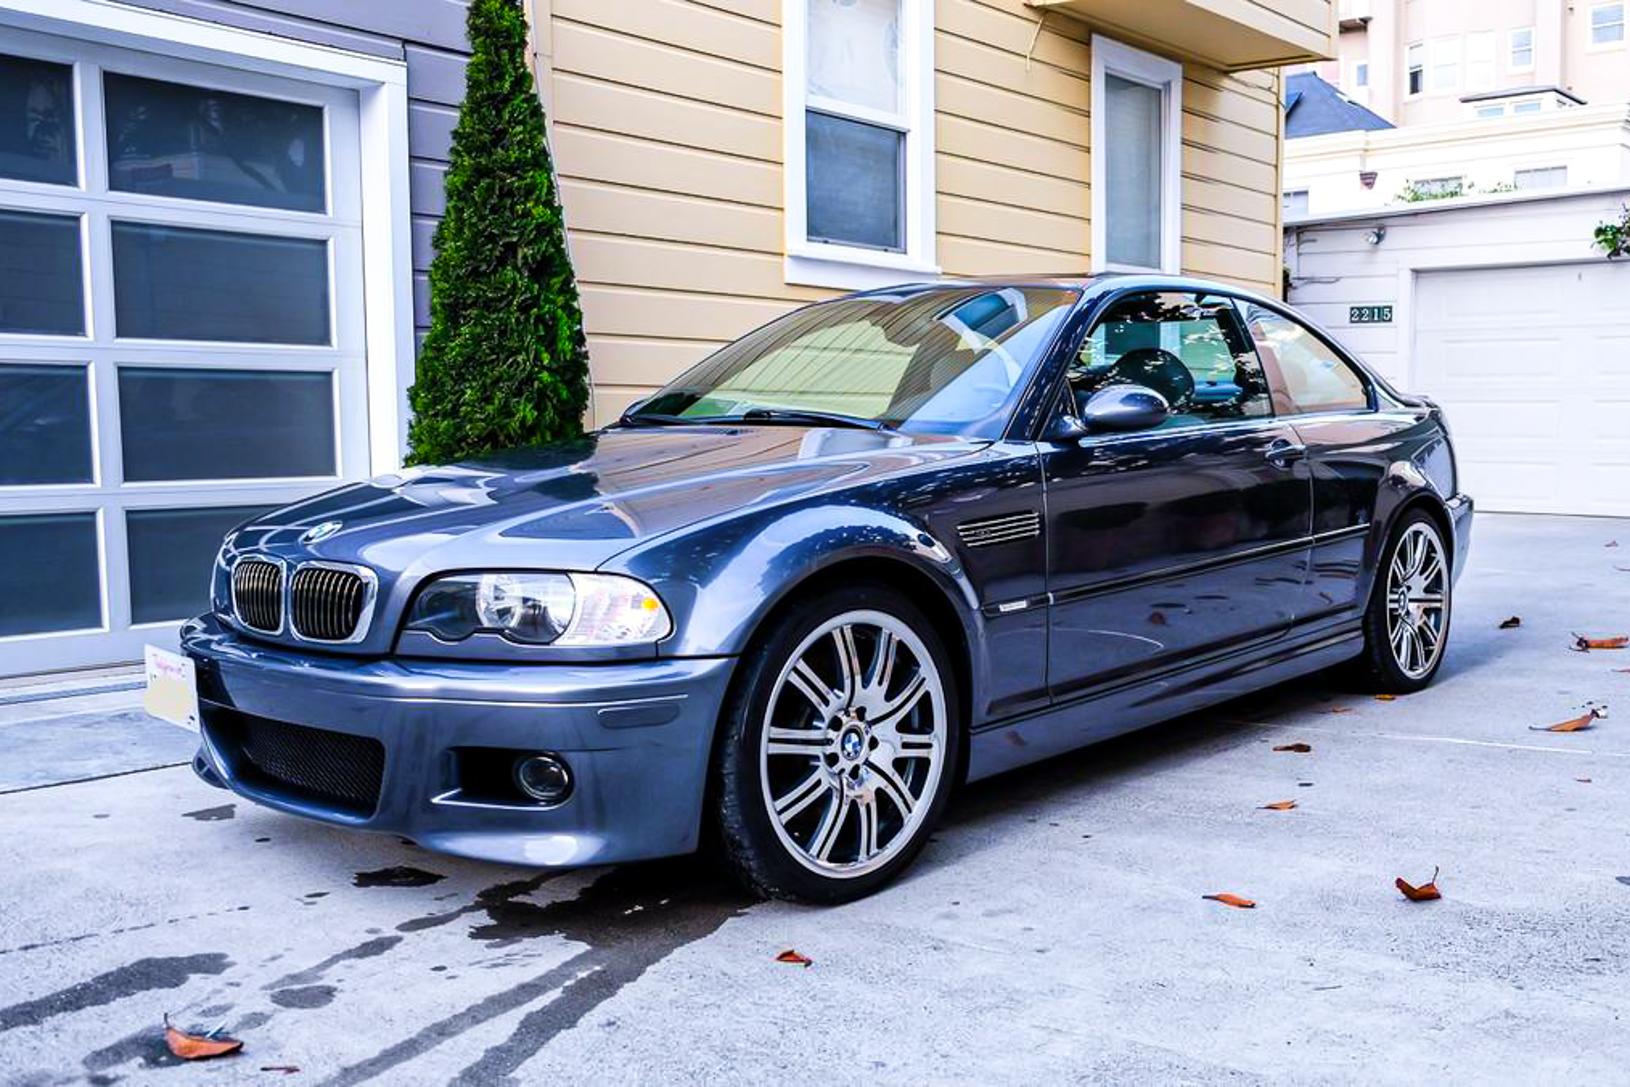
1236 300 1403 621
1042 290 1313 701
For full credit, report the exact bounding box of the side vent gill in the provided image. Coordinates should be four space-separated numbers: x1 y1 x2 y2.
956 510 1041 549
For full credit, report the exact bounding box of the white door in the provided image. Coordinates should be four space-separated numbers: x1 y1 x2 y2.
0 29 369 677
1413 262 1630 516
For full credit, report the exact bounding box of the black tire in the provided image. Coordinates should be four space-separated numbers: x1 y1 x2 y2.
713 582 962 904
1353 509 1452 694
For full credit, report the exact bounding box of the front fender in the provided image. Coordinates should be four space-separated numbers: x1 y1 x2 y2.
611 503 978 661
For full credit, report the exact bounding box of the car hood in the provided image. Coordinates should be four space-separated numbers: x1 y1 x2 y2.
236 425 980 575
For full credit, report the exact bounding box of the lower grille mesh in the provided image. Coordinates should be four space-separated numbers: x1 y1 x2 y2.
212 710 385 816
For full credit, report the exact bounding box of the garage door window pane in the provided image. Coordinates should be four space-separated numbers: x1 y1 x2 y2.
111 222 329 344
0 210 83 335
0 512 101 637
0 53 76 185
104 72 325 213
806 111 902 251
127 504 273 624
119 367 335 481
0 363 92 484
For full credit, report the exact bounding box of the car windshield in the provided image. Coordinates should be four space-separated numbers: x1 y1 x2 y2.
628 286 1081 437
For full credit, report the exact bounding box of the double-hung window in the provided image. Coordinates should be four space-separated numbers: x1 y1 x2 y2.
1090 37 1182 274
1592 3 1625 46
1430 36 1461 92
1466 31 1495 90
784 0 935 289
1509 27 1534 71
1406 42 1425 95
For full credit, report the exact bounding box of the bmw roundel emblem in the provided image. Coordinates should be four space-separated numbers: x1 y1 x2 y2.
300 520 343 545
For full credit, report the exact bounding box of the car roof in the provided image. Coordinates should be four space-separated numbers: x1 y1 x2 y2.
844 273 1283 310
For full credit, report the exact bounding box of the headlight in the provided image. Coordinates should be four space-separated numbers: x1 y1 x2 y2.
405 572 671 647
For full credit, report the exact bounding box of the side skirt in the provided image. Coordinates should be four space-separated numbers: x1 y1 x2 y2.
966 624 1364 782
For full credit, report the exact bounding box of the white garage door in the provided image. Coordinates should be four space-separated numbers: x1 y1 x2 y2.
1414 262 1630 516
0 29 370 677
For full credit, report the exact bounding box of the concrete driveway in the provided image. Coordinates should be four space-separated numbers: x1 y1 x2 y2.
2 513 1627 1085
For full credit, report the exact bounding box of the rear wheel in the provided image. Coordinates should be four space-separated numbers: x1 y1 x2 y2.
1355 511 1452 693
713 584 959 903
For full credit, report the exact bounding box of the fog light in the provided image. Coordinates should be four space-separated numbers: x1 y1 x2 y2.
513 754 572 805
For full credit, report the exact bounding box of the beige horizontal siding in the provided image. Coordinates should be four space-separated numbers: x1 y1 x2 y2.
538 0 1285 423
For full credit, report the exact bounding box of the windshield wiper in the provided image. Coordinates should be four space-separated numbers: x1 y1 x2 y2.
734 407 892 432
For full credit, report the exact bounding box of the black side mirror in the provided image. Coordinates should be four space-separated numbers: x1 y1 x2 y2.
1080 384 1170 432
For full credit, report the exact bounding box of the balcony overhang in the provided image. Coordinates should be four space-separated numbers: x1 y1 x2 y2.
1030 0 1337 71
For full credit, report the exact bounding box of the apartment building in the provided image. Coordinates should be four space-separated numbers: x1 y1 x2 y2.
1309 0 1628 123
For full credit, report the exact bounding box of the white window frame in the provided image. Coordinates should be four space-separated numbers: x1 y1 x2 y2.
1090 36 1183 275
1465 30 1496 91
1474 104 1505 118
1589 2 1626 48
1353 60 1369 88
782 0 937 290
1508 26 1534 72
1405 41 1425 96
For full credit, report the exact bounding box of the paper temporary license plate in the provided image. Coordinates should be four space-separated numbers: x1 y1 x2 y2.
144 644 200 733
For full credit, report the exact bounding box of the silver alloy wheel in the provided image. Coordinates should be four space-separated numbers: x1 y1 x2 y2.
1385 521 1449 679
759 609 947 879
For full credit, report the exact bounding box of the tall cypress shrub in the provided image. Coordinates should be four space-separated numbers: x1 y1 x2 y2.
406 0 589 465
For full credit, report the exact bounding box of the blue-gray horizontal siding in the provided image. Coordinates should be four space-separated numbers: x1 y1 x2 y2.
115 0 469 344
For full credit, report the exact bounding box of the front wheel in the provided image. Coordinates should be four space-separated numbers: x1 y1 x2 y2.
713 584 960 903
1355 511 1452 693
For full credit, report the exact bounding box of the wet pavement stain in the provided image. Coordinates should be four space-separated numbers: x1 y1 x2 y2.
395 874 558 936
1 953 231 1032
321 860 750 1087
81 1026 185 1073
265 935 402 990
181 803 236 822
353 865 446 889
271 984 337 1009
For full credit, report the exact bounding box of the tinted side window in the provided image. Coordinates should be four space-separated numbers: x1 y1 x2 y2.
1242 306 1370 414
1067 291 1271 428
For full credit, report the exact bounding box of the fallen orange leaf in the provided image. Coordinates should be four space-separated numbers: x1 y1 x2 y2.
1498 616 1521 629
1273 742 1312 753
1260 800 1297 811
1531 706 1607 733
1203 893 1256 909
1395 867 1442 902
775 949 813 968
1573 634 1629 652
163 1018 242 1061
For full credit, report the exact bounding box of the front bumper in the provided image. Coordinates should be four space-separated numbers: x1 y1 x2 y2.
180 616 736 867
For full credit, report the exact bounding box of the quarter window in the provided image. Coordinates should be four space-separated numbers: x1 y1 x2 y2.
1241 305 1369 414
1067 293 1271 428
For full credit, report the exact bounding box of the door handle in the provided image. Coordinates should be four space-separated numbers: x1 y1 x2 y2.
1265 438 1307 468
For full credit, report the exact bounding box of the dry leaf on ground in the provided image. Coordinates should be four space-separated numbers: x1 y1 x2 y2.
1396 867 1442 902
1273 742 1312 753
1260 800 1297 811
775 949 813 967
163 1017 242 1061
1573 634 1629 652
1531 705 1607 732
1203 893 1256 909
1499 616 1522 629
1375 694 1397 701
1324 706 1354 715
